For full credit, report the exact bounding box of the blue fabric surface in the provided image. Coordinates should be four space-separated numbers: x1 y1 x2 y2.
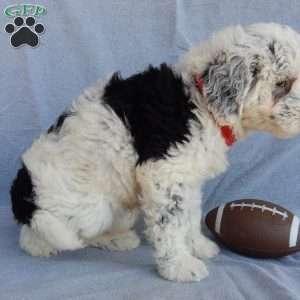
1 0 300 299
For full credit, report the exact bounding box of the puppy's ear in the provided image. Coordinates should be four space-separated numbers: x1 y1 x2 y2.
203 53 252 125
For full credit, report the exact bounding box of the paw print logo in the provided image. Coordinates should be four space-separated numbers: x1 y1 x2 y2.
5 17 44 48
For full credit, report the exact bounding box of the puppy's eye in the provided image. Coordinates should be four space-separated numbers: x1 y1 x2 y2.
277 78 295 93
276 81 288 88
273 78 295 100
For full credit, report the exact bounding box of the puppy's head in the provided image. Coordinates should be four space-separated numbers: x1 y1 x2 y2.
180 23 300 139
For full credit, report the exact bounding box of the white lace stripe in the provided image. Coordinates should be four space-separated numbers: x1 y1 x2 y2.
215 204 225 235
289 215 299 248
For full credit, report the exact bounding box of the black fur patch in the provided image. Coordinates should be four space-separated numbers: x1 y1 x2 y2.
103 64 197 164
47 111 71 133
10 164 37 225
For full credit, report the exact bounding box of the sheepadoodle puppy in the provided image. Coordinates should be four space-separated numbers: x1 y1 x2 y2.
11 23 300 282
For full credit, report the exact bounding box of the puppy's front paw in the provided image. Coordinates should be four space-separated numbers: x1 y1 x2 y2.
190 235 220 259
157 254 208 282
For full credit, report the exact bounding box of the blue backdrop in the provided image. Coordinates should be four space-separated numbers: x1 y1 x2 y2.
1 1 300 299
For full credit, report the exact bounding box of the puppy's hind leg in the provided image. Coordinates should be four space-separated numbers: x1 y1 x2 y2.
88 207 140 251
21 209 85 257
20 225 58 257
22 195 116 256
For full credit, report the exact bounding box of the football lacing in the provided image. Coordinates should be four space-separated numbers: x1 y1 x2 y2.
229 202 288 220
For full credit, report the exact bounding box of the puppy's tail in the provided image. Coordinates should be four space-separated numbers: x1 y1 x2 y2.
30 210 84 251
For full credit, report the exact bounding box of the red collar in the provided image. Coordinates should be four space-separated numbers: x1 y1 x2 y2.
193 74 236 146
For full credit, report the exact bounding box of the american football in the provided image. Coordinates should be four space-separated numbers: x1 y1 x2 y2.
205 199 300 258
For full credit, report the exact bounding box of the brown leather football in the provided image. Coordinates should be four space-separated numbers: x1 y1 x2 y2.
205 199 300 257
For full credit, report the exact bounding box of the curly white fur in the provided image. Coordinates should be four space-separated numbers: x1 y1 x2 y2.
18 23 300 282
